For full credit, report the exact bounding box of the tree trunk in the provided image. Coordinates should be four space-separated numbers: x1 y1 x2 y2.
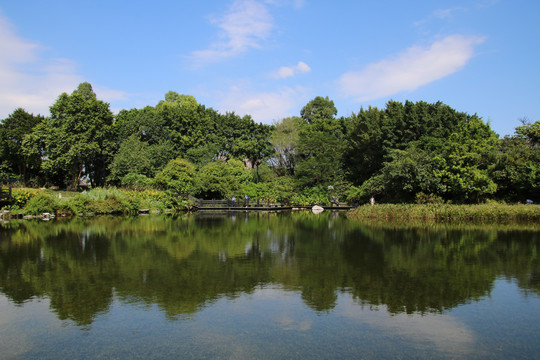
72 164 83 191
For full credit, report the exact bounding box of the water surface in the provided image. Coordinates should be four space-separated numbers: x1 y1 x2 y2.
1 212 539 359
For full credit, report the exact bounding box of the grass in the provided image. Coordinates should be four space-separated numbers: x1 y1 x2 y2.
348 203 540 223
5 187 188 216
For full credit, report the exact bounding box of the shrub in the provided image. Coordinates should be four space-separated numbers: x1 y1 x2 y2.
195 159 252 199
11 188 40 209
291 186 331 206
416 192 444 205
66 194 94 214
92 194 132 214
121 173 153 190
154 157 196 193
22 192 58 215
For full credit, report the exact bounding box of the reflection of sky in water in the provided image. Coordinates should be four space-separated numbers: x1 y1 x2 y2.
2 211 540 360
1 281 540 359
338 299 477 357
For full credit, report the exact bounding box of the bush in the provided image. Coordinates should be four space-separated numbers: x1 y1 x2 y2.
415 192 444 205
121 173 153 190
195 159 252 199
66 194 94 214
11 188 40 209
154 157 196 193
92 194 131 214
291 186 331 206
23 192 58 215
69 188 176 214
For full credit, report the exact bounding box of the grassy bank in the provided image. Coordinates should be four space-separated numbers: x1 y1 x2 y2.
348 203 540 223
6 187 191 216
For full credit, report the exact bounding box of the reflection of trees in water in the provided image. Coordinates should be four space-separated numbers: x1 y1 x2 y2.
0 214 539 325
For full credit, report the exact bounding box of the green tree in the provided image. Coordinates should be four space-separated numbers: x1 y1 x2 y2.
156 93 218 157
156 91 198 112
344 101 499 203
237 121 273 183
369 147 445 203
35 82 115 189
295 97 345 188
493 120 540 202
270 116 302 176
0 108 44 185
195 159 252 199
108 134 155 183
515 118 540 145
300 96 337 124
112 107 176 177
343 106 385 185
153 157 196 194
344 101 472 186
114 106 170 146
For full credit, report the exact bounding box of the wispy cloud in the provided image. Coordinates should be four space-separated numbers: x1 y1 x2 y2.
0 14 83 117
266 0 306 9
339 301 477 357
271 61 311 79
337 35 486 102
414 7 467 27
0 14 129 118
217 84 307 123
190 0 274 64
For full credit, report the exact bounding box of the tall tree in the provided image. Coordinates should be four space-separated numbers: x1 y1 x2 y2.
153 157 196 194
108 134 155 183
493 120 540 202
236 120 273 183
300 96 337 124
295 97 345 188
515 118 540 145
195 159 252 199
0 108 44 185
270 116 302 176
111 106 175 180
345 101 499 203
343 106 385 185
36 82 114 189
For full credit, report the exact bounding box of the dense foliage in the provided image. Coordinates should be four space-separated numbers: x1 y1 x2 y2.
1 83 539 204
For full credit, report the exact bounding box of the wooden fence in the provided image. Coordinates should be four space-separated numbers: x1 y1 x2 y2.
0 187 12 206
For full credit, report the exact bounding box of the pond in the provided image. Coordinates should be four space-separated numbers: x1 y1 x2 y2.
0 211 539 359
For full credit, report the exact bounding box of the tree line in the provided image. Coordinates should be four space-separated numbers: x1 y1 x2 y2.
1 82 539 204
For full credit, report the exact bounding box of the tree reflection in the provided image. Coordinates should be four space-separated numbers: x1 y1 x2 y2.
0 214 539 325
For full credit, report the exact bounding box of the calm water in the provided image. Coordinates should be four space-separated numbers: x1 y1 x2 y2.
1 211 539 359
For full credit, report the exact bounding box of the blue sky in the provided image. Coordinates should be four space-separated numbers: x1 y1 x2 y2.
0 0 538 136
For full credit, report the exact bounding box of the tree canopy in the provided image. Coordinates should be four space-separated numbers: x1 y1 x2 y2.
2 83 538 204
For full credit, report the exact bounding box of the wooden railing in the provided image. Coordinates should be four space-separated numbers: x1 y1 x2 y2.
0 186 12 205
186 195 352 210
196 199 231 207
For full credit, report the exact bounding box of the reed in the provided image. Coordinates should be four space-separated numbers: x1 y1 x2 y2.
348 204 540 223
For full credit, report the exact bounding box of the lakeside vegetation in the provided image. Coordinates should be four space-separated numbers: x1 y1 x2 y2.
1 82 539 216
7 187 187 216
348 203 540 223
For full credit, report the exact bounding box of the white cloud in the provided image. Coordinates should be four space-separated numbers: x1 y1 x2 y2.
263 0 305 9
0 14 129 118
217 84 307 123
337 35 486 102
339 301 478 357
0 14 82 117
433 8 459 19
414 7 467 27
190 0 274 64
272 61 311 79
